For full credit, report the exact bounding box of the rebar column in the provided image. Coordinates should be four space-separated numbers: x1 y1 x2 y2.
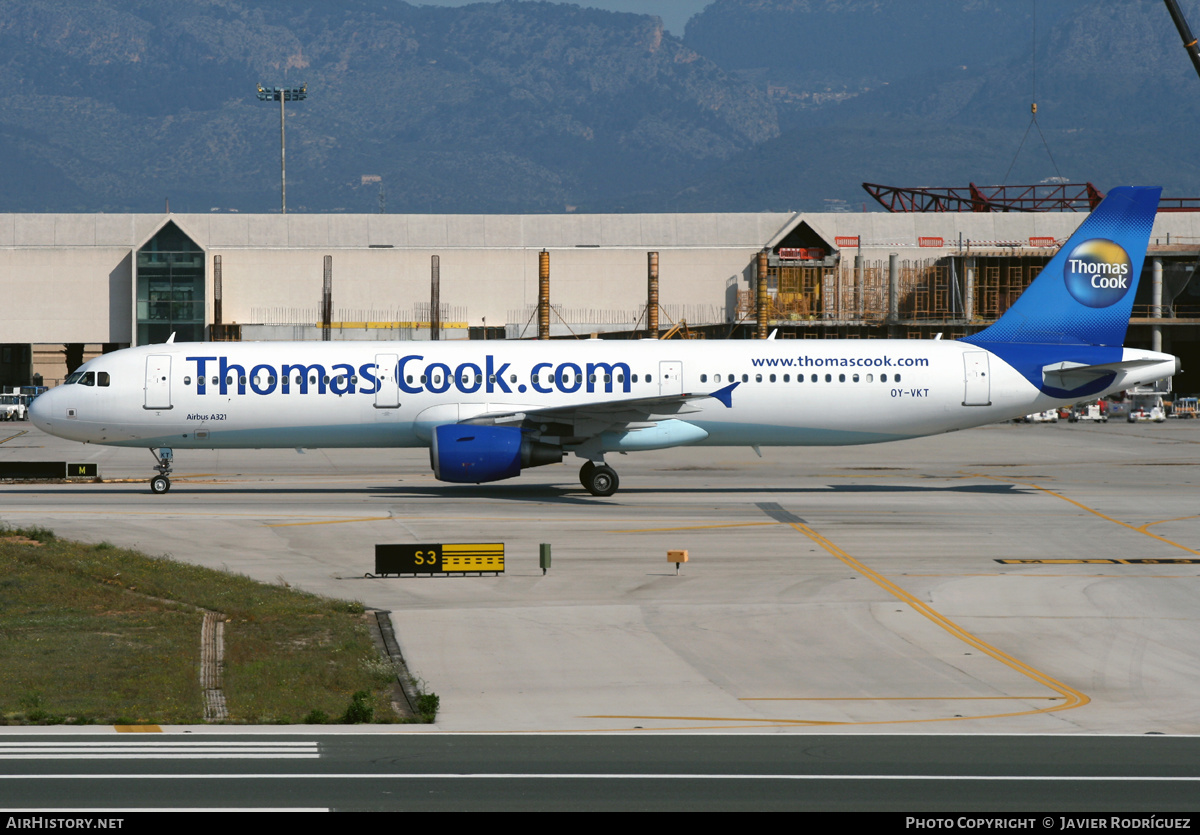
647 251 659 339
756 249 769 339
854 254 864 320
538 250 550 340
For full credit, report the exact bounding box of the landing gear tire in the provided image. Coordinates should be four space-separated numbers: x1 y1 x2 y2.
579 460 595 488
582 463 619 497
150 476 171 494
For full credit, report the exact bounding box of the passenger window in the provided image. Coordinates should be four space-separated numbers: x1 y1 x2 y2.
769 374 776 383
852 374 859 383
783 374 789 382
510 374 517 383
309 376 317 385
866 374 873 383
350 376 357 385
269 376 277 385
755 374 762 383
700 374 707 383
323 376 330 385
240 376 247 385
824 374 831 382
532 374 539 384
184 376 192 385
617 374 624 383
741 374 748 383
881 374 888 383
839 374 845 382
97 372 110 387
811 374 817 383
225 376 233 385
589 375 596 383
420 375 427 384
646 375 652 383
632 374 639 383
604 375 611 383
407 375 414 383
895 374 902 383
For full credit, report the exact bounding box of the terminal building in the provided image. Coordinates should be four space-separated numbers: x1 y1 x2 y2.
2 209 1199 390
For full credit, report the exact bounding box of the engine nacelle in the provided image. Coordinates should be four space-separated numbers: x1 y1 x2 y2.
430 424 562 484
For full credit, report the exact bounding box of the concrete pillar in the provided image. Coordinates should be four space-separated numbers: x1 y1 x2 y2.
321 255 332 342
1152 256 1163 353
888 253 899 322
964 257 975 322
213 255 222 327
430 255 441 341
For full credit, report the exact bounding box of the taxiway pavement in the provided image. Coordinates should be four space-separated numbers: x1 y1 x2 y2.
2 420 1198 734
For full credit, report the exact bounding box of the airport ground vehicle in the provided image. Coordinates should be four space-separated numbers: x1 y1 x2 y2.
0 394 26 421
1127 395 1167 422
1023 410 1059 423
1069 401 1108 423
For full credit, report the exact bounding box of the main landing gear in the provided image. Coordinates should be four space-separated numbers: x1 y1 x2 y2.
149 447 173 494
579 459 619 497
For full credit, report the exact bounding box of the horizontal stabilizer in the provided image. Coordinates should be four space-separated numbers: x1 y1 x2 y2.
1041 359 1161 390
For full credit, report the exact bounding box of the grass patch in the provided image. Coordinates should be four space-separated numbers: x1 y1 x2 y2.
0 523 406 725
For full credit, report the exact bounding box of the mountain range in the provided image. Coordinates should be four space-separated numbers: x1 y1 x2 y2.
0 0 1196 214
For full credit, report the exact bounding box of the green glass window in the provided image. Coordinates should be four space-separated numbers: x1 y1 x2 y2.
136 221 204 344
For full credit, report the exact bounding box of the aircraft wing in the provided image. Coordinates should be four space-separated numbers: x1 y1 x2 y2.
460 382 739 436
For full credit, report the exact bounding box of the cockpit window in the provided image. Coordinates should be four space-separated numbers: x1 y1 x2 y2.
64 371 85 385
80 372 95 386
97 372 110 387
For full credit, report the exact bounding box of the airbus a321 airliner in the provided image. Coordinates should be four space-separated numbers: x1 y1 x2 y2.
31 187 1179 497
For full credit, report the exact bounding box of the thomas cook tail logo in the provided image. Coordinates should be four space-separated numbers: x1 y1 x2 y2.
1063 238 1133 308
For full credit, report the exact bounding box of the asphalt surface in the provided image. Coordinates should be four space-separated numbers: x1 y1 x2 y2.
2 732 1198 811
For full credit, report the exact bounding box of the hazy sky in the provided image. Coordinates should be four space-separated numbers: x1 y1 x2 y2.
414 1 714 36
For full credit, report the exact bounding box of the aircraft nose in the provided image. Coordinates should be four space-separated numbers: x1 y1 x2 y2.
28 389 54 431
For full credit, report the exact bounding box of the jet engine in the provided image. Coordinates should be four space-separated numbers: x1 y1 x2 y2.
430 424 562 484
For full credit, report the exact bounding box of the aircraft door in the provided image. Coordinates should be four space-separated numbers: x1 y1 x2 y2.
144 355 172 410
962 351 991 406
374 353 400 408
659 361 683 396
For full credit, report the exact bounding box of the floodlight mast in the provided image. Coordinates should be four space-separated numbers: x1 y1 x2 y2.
256 83 307 214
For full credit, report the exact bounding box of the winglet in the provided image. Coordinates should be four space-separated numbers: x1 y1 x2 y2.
709 381 740 408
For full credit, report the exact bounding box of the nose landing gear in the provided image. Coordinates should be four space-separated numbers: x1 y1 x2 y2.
149 448 173 494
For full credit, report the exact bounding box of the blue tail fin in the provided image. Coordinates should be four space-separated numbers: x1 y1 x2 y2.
962 186 1161 348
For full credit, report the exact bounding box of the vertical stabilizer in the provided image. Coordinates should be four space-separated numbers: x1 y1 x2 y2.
962 187 1160 348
